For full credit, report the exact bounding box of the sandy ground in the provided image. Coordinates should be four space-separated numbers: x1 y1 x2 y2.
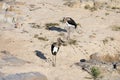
0 0 120 80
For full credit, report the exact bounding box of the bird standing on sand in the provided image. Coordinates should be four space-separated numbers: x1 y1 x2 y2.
63 17 77 40
51 38 64 66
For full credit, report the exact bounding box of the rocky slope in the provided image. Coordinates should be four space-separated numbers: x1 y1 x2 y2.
0 0 120 80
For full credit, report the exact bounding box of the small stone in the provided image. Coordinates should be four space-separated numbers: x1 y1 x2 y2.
80 59 86 62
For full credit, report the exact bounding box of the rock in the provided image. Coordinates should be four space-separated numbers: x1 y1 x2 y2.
0 72 47 80
76 52 120 80
77 59 120 80
79 53 120 73
80 59 86 62
0 72 4 77
90 53 101 61
2 56 26 65
0 50 26 66
99 71 120 80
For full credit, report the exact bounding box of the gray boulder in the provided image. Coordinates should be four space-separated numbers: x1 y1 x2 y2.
0 50 26 67
0 72 47 80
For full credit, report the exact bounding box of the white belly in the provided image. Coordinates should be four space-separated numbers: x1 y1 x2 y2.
66 22 74 28
53 47 58 53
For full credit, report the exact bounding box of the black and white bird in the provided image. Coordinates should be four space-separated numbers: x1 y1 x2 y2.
51 38 64 66
63 17 77 29
63 17 77 40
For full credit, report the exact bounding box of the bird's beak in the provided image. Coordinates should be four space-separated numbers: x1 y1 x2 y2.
60 39 65 44
57 38 65 45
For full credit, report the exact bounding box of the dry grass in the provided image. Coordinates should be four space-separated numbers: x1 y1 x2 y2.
68 39 77 45
105 13 109 16
34 34 48 41
58 33 65 37
45 23 59 30
84 4 91 9
112 7 120 9
110 25 120 31
63 1 75 7
107 37 114 41
89 35 96 38
29 23 41 29
93 1 108 10
102 38 108 45
84 4 97 12
102 37 114 45
77 23 81 27
34 34 39 38
90 7 97 12
15 2 26 5
37 37 48 41
59 19 64 23
101 17 104 19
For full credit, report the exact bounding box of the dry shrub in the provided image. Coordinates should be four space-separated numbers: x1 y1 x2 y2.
103 54 114 62
103 54 120 62
90 53 120 62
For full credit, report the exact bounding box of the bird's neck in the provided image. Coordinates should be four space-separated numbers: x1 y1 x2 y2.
57 42 61 47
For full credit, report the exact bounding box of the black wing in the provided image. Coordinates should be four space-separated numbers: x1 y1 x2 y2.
67 18 77 28
51 43 55 54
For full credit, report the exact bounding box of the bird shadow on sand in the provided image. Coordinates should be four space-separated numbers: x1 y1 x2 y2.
48 26 67 32
35 50 47 60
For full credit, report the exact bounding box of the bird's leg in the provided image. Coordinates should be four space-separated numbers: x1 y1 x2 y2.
52 56 55 66
52 56 56 67
67 27 70 40
55 55 56 67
